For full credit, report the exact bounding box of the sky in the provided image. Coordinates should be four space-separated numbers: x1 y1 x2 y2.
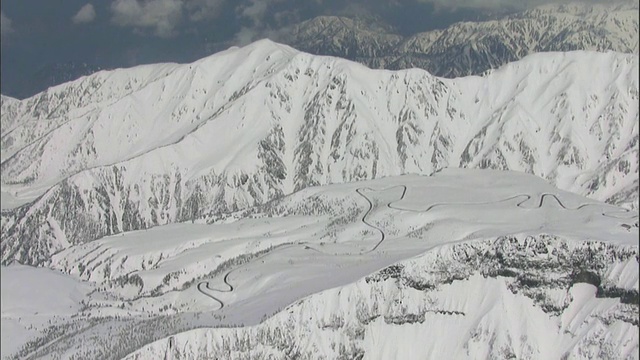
0 0 617 98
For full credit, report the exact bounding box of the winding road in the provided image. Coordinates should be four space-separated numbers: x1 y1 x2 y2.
197 184 637 308
197 272 233 308
387 189 637 220
196 185 404 308
353 186 405 253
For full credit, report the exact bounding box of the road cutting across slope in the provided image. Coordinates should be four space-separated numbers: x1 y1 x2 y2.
196 185 403 308
197 184 637 309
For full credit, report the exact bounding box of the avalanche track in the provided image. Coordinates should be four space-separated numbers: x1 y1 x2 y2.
195 185 637 309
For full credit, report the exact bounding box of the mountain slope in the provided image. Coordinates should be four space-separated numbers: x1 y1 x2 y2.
286 16 403 60
1 40 638 266
286 2 639 77
126 256 638 360
3 169 637 359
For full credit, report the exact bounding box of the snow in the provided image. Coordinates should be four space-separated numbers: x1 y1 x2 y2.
1 41 637 205
0 264 91 358
1 264 88 317
1 168 635 358
2 40 638 269
124 270 638 360
0 184 52 210
0 38 637 358
0 191 23 209
121 169 634 358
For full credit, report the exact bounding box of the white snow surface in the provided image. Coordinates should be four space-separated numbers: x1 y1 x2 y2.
0 264 91 358
125 278 638 360
2 169 636 359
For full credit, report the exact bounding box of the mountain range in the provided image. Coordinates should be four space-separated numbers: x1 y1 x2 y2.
0 14 638 357
285 2 639 77
4 2 637 100
1 40 637 268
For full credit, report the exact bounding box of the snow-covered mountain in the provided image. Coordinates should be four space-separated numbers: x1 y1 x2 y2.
286 16 403 61
1 40 638 266
127 240 638 360
3 169 637 359
286 2 639 77
4 3 636 100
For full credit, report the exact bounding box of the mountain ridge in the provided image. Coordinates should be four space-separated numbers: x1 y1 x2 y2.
285 2 638 77
2 2 637 100
1 40 638 266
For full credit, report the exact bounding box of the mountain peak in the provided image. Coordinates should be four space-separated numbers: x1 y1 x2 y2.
1 47 637 267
